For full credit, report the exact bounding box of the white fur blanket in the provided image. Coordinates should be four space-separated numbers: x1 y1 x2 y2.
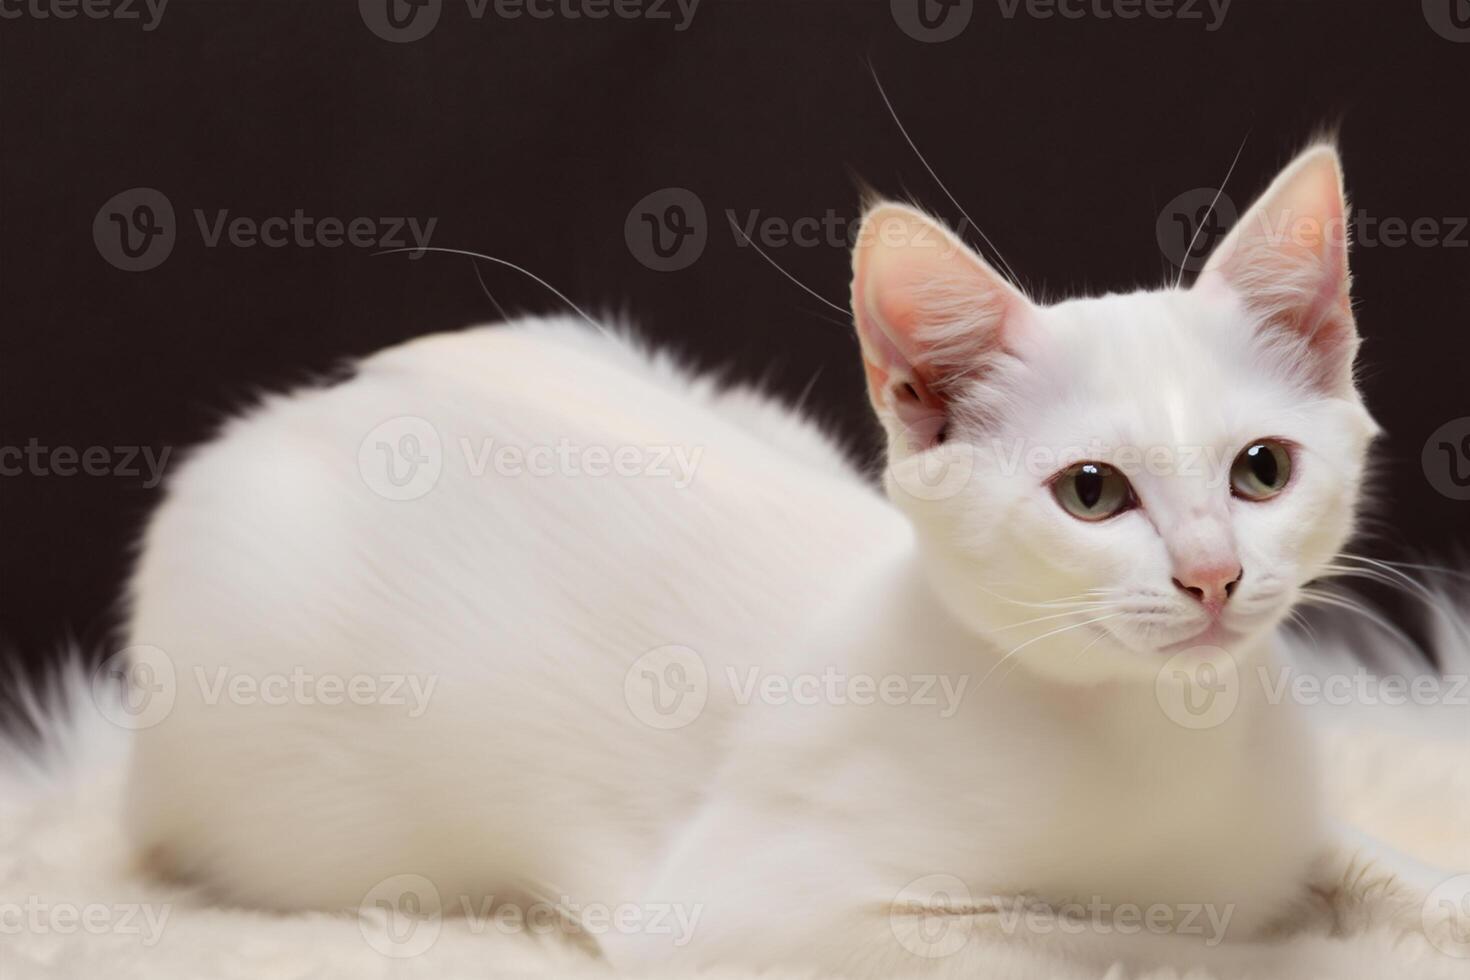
3 623 1468 980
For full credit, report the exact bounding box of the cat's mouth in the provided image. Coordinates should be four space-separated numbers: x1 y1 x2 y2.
1159 623 1240 654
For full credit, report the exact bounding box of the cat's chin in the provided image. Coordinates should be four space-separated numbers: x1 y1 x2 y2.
1157 622 1241 653
998 622 1279 688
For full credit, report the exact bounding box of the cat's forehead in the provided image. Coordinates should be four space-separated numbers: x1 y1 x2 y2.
1010 289 1276 447
1042 289 1240 359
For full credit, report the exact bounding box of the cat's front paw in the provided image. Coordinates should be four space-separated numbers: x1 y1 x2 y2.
1302 836 1470 961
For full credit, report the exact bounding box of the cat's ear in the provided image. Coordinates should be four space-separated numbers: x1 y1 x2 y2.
1195 145 1359 394
851 203 1032 451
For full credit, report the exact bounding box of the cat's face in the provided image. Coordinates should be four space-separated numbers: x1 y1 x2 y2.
851 146 1378 682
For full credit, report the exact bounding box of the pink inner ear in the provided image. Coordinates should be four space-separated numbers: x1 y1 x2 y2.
854 262 950 450
887 374 950 448
851 204 1025 447
1197 146 1359 393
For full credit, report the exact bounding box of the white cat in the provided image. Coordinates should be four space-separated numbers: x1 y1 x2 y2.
120 145 1433 973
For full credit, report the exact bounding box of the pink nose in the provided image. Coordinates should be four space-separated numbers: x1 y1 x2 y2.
1172 564 1243 617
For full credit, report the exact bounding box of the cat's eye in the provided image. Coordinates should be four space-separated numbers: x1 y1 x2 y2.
1230 440 1292 500
1052 462 1134 522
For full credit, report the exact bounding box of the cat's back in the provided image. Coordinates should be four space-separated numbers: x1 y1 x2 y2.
130 317 899 663
123 317 908 910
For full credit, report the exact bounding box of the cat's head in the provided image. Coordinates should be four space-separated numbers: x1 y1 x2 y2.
851 145 1378 682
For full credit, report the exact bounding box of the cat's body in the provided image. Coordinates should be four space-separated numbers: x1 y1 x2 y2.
124 321 907 914
123 146 1425 972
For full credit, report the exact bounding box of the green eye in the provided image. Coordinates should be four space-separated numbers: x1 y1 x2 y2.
1053 462 1133 521
1231 440 1292 500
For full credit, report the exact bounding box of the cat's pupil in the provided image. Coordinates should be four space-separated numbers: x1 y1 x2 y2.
1075 465 1103 508
1246 444 1278 486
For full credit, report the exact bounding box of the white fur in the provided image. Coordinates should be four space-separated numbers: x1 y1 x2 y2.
4 642 1467 978
123 318 907 918
10 146 1460 977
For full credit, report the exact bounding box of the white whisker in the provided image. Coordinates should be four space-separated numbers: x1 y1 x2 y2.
977 613 1121 690
1328 554 1470 644
867 64 1023 289
985 604 1114 634
973 584 1116 609
1299 587 1419 652
374 246 611 337
725 218 849 317
1065 623 1114 669
1174 133 1248 289
470 258 510 322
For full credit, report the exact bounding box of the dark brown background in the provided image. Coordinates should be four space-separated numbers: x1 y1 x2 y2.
2 0 1468 674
